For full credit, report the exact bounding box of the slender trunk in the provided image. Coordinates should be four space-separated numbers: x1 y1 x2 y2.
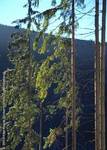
2 71 6 150
65 108 69 150
101 0 106 150
2 69 14 149
94 0 101 150
71 0 76 150
27 0 32 149
39 102 43 150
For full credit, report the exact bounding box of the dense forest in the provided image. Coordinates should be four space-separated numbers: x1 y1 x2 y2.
0 0 107 150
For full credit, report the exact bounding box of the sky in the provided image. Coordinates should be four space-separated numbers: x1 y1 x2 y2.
0 0 107 41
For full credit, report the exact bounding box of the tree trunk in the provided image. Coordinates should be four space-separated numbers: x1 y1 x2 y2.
100 0 106 150
27 0 33 149
65 108 69 150
2 71 6 150
94 0 101 150
2 69 14 149
39 102 43 150
71 0 76 150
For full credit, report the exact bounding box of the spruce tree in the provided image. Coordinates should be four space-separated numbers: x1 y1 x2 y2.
6 31 40 150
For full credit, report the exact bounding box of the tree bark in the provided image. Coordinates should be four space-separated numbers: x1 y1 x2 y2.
100 0 106 150
95 0 101 150
65 108 69 150
2 71 6 150
39 102 43 150
27 0 33 149
71 0 76 150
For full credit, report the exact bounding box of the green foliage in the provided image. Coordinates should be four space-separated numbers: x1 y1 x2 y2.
36 37 71 102
46 105 57 115
32 0 85 36
36 56 54 100
1 0 85 149
6 31 40 149
35 36 75 149
43 127 63 149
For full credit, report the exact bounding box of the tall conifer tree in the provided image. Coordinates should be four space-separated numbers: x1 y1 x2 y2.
95 0 101 150
100 0 106 149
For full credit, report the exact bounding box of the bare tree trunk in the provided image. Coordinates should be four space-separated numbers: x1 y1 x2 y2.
94 0 101 150
65 108 69 150
100 0 106 150
39 102 43 150
71 0 76 150
2 69 14 149
27 0 33 149
2 71 6 150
